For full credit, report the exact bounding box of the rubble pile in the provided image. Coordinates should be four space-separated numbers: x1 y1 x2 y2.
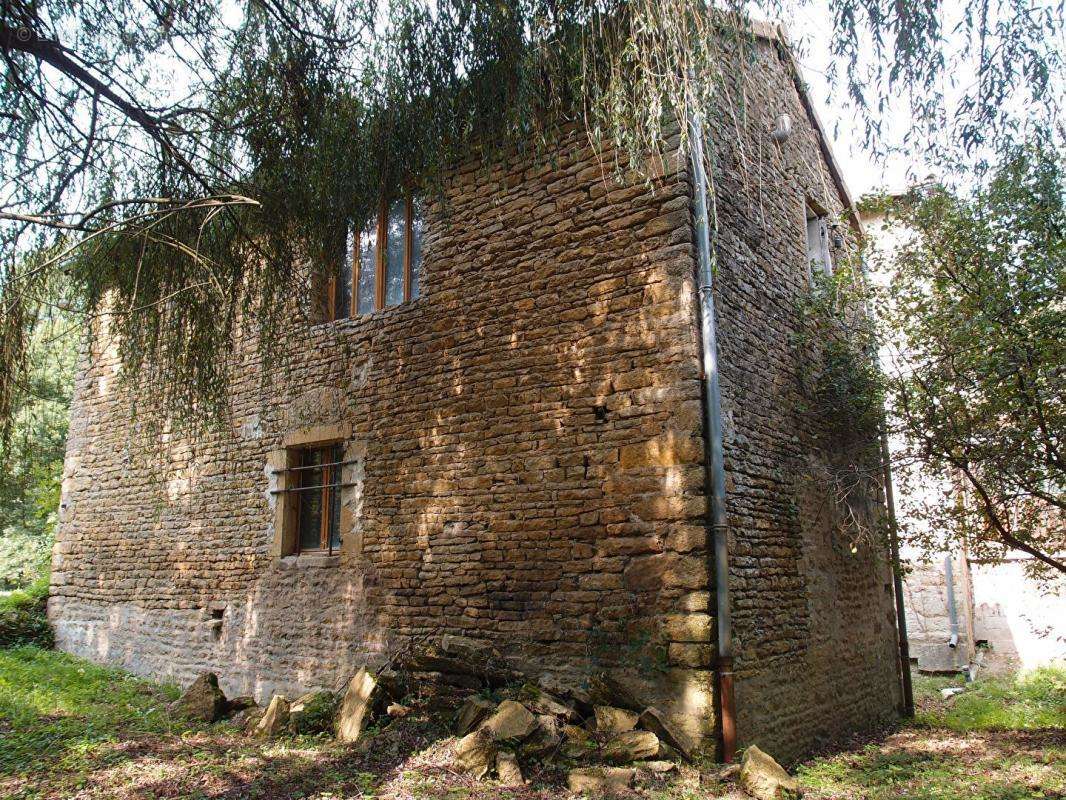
168 637 801 797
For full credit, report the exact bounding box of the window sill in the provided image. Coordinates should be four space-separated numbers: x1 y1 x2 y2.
312 296 425 329
279 552 341 569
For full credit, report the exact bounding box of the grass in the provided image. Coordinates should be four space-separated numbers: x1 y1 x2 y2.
0 577 53 648
0 647 181 788
911 667 1066 731
797 668 1066 800
0 644 1063 799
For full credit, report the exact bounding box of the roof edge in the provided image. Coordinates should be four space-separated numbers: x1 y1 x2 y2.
753 21 865 237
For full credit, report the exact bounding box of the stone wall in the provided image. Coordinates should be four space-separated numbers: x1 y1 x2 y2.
902 555 975 674
51 124 716 742
50 29 902 760
704 36 902 762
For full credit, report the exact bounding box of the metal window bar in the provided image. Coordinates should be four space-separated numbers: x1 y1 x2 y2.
271 459 359 474
270 481 358 494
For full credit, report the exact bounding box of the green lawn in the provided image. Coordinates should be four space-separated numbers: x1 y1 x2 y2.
1 644 1064 799
797 669 1066 800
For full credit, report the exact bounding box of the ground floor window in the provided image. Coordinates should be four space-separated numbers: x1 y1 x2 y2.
292 443 343 553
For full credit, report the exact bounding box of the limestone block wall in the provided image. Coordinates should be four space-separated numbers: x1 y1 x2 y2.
50 29 903 760
902 555 976 673
51 125 716 742
705 36 902 762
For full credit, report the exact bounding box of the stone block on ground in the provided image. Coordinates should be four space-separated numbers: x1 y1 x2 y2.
641 760 677 774
568 766 636 793
739 744 802 800
455 696 496 736
638 706 696 760
520 684 578 721
170 672 227 722
594 705 639 735
588 672 643 711
602 730 660 764
224 696 256 716
289 690 337 734
481 699 539 742
519 718 563 760
455 730 496 779
252 695 290 738
336 668 379 743
538 672 594 711
403 635 518 687
496 751 524 786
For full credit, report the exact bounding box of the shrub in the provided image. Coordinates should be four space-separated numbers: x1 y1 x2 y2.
0 575 53 649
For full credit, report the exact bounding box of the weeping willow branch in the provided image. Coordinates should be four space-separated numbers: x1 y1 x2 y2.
0 0 1060 446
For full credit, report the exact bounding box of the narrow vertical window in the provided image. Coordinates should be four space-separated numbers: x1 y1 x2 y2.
356 217 377 314
384 198 406 307
410 197 425 300
805 206 833 278
297 448 326 552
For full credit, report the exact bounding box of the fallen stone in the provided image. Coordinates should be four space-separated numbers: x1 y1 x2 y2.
638 707 696 760
588 672 642 711
496 751 524 786
410 670 484 691
656 742 681 762
717 763 741 782
456 696 496 736
403 636 518 687
336 668 379 743
481 700 539 742
538 672 595 711
519 720 562 760
641 760 677 774
455 730 496 780
594 705 639 735
940 687 965 699
441 634 503 662
563 723 592 743
603 730 660 764
224 696 256 716
520 684 578 721
232 706 262 731
170 672 227 722
375 669 407 705
739 745 802 800
289 690 337 734
387 703 411 717
567 767 636 793
252 695 290 738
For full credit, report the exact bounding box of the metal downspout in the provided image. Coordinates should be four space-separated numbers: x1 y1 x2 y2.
688 109 736 763
944 555 960 650
880 432 915 716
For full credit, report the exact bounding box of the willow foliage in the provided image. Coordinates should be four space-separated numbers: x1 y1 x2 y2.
0 0 1061 438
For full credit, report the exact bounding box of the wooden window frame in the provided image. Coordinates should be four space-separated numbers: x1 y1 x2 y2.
289 442 343 555
327 193 421 320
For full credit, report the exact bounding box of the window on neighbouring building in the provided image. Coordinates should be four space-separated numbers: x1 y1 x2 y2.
326 194 425 320
805 207 833 278
292 443 343 553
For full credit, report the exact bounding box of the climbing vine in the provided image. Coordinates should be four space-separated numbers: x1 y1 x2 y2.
794 259 888 551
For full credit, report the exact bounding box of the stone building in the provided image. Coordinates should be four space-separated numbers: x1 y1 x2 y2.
50 22 904 763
